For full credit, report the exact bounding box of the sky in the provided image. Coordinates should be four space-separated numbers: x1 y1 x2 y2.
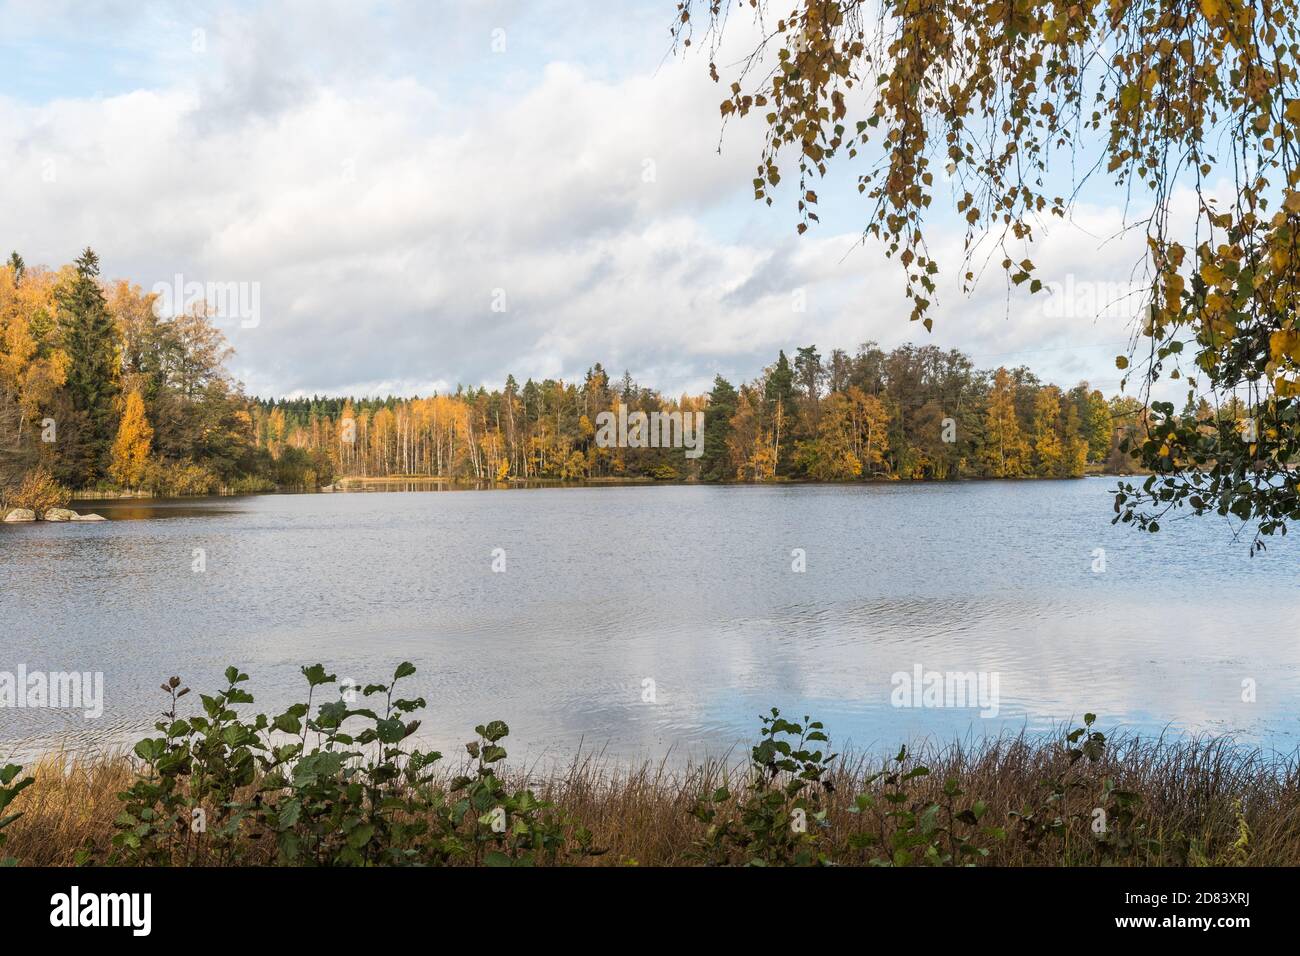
0 0 1159 400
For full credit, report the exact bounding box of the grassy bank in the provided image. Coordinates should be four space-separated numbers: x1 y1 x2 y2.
3 665 1297 867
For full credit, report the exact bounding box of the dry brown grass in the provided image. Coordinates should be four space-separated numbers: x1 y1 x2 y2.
5 750 135 866
521 733 1300 866
8 732 1300 866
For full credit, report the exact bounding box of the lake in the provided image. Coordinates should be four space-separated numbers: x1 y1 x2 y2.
2 480 1298 764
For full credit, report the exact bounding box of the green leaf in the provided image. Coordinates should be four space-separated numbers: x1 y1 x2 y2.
301 664 337 687
277 800 301 828
347 823 375 848
393 661 417 681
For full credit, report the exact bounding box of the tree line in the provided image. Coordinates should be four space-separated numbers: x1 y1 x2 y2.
5 248 1216 506
257 345 1161 483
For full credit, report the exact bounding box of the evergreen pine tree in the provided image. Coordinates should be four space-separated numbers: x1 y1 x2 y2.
57 247 120 484
701 374 738 481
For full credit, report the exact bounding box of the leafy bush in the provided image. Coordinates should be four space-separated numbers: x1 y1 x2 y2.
847 745 1004 866
5 465 70 515
269 445 333 490
108 663 594 866
222 474 276 494
142 459 219 496
690 708 836 865
1009 713 1154 864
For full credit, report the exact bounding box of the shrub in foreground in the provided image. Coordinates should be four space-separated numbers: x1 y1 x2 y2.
1 664 1292 866
105 664 596 866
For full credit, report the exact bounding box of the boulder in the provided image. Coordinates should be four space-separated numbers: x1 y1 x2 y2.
42 508 79 522
2 508 36 522
72 513 107 521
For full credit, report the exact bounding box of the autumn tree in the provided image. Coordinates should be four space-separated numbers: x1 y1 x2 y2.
1030 388 1064 478
1079 387 1114 463
110 389 153 489
1061 402 1090 478
794 390 862 479
0 259 67 473
730 385 776 480
910 400 954 479
845 385 889 475
982 369 1027 478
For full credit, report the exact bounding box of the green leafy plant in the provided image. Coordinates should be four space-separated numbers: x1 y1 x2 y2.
1008 713 1155 864
0 763 35 866
109 662 593 867
690 708 836 866
848 746 1003 866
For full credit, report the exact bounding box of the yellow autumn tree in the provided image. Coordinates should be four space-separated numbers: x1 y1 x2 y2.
1031 387 1064 478
0 262 68 449
1061 403 1089 479
845 386 890 475
109 389 153 489
560 449 587 480
728 387 777 480
982 368 1027 478
794 391 863 480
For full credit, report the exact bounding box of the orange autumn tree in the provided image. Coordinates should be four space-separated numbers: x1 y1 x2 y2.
110 389 153 489
675 0 1300 550
0 259 69 489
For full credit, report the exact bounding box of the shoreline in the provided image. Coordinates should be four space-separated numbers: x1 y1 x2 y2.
4 722 1292 867
0 471 1156 521
42 469 1153 505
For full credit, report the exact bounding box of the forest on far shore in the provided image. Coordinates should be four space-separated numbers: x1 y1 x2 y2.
261 348 1157 485
3 248 1224 511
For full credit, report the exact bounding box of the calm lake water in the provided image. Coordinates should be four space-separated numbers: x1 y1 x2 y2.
2 480 1298 764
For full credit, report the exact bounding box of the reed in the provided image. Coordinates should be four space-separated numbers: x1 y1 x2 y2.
6 729 1298 866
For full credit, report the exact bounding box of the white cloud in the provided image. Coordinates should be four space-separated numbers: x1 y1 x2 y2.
0 0 1162 400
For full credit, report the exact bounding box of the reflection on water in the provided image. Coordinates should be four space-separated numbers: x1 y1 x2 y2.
69 497 250 521
2 480 1299 763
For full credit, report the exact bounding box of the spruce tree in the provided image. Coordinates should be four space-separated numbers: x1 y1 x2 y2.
57 247 120 484
701 374 738 481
